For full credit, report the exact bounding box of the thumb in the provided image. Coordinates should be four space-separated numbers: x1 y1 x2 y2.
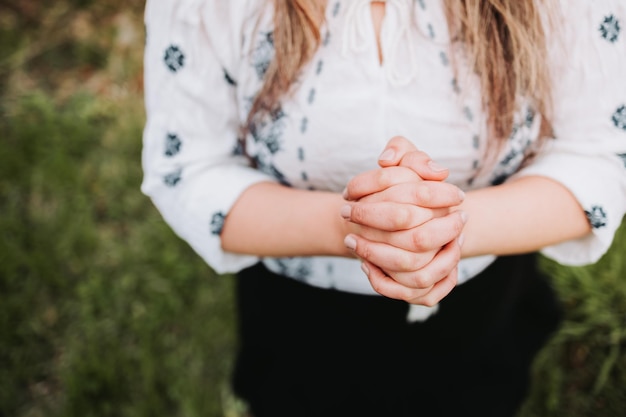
377 136 418 167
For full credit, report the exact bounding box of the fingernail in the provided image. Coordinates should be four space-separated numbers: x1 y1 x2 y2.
361 262 370 275
428 160 447 172
458 233 465 247
342 187 348 199
344 235 357 251
459 210 468 224
378 148 395 162
340 205 351 219
458 189 466 201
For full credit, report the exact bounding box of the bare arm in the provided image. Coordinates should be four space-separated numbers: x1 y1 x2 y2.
220 182 352 258
453 175 591 258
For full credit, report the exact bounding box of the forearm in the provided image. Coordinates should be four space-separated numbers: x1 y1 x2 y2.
220 182 353 258
456 176 591 258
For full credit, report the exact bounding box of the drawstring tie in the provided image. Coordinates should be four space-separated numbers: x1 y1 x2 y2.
342 0 417 86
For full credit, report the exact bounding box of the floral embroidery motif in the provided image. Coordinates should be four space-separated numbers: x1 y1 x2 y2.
251 31 275 80
490 107 535 186
249 107 290 185
274 258 313 281
232 138 245 156
585 206 607 229
332 2 341 17
163 45 185 72
617 153 626 168
210 212 226 235
164 133 182 157
612 105 626 131
600 15 621 43
417 0 426 10
163 169 182 187
250 108 285 154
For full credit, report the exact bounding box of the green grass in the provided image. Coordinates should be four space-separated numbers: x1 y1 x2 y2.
1 2 625 416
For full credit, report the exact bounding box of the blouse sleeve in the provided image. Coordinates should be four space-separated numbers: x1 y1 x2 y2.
513 0 626 265
141 0 274 273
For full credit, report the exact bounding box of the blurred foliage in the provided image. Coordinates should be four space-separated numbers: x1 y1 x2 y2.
520 225 626 417
0 1 625 416
0 2 238 417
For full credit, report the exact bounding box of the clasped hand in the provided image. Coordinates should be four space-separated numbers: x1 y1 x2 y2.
342 137 467 306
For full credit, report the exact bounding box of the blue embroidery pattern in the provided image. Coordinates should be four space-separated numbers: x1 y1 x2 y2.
613 105 626 131
249 107 291 185
252 32 275 80
210 212 226 235
232 138 245 156
600 15 621 43
274 258 313 281
165 133 182 157
223 69 237 86
427 23 435 39
163 169 182 187
164 45 185 72
585 206 607 229
490 107 535 186
316 60 324 75
617 153 626 168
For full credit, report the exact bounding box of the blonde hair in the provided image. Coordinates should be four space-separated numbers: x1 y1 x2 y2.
248 0 554 148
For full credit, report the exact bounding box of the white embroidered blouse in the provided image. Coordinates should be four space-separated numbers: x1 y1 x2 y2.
142 0 626 300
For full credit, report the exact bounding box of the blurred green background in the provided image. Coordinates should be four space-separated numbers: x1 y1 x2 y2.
1 1 625 416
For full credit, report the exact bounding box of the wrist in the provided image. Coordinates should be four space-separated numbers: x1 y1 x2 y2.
328 192 359 258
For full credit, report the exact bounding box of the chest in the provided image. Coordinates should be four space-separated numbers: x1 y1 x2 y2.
234 1 540 192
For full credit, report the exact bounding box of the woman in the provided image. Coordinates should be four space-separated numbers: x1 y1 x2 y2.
142 1 626 415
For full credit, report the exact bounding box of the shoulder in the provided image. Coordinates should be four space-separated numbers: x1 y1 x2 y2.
144 0 268 70
553 0 625 37
545 0 625 72
145 0 266 31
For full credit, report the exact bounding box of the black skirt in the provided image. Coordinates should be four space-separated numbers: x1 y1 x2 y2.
232 254 562 417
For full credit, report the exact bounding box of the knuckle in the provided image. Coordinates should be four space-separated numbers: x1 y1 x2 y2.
359 243 371 260
392 205 412 229
414 183 432 204
350 204 366 222
376 169 391 189
431 263 449 283
410 230 429 251
399 287 417 303
412 271 432 289
406 152 426 168
421 294 440 307
397 252 419 271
